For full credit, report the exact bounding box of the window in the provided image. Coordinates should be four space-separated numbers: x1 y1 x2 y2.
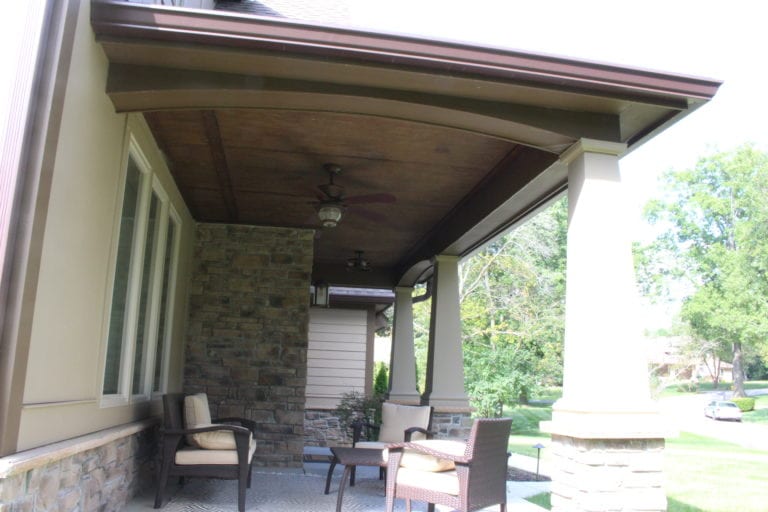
102 138 180 403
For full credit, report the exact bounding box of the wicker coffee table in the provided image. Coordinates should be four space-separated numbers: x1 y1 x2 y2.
326 447 386 512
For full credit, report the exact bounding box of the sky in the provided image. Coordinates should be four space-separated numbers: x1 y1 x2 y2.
342 0 768 237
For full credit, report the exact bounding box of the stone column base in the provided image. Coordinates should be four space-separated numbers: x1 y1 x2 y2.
549 435 666 512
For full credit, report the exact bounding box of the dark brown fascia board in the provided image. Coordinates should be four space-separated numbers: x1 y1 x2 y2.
395 146 559 277
91 1 722 108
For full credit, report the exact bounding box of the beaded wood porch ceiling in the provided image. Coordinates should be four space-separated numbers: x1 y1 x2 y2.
92 1 720 289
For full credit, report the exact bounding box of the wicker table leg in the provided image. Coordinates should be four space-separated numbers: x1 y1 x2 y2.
324 457 338 495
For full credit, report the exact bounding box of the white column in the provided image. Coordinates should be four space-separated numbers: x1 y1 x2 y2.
544 137 665 438
422 255 469 409
387 286 420 404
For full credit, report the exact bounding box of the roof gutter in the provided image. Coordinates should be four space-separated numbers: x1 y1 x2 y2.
90 1 721 108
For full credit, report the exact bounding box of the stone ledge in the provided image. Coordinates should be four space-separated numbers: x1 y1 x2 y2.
0 418 158 478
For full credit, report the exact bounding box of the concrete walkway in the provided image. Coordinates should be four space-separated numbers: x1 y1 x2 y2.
126 460 550 512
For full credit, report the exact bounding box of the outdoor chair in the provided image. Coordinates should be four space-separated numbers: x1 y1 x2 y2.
154 393 257 512
324 402 433 492
352 402 433 449
349 402 432 481
385 417 513 512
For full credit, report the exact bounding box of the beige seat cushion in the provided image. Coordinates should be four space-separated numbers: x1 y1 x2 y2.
193 428 253 450
396 467 459 495
175 439 257 465
377 403 431 443
399 439 465 472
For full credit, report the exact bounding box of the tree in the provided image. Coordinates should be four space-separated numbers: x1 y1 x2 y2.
642 145 768 397
459 197 567 410
410 198 567 413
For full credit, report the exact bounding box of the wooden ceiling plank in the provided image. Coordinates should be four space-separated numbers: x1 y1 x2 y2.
201 110 239 222
396 146 559 277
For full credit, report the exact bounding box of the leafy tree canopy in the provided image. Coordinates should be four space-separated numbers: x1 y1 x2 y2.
641 145 768 396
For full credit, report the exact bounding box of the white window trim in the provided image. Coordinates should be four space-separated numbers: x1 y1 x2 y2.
100 132 180 407
153 206 182 397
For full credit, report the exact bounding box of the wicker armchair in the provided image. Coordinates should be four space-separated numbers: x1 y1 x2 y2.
154 393 257 512
385 417 513 512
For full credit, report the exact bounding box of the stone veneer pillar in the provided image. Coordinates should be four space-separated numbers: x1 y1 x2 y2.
422 255 470 409
185 224 314 466
542 139 668 512
387 286 420 403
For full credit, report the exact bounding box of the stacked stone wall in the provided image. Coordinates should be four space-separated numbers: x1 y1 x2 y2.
185 224 314 466
0 424 156 512
550 435 666 512
431 411 473 439
303 410 351 447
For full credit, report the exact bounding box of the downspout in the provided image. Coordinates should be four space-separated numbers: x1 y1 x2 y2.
412 278 433 304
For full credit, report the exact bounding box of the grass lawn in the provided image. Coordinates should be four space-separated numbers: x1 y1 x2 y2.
515 432 768 512
504 393 768 512
742 394 768 423
506 403 552 458
525 492 551 509
665 432 768 512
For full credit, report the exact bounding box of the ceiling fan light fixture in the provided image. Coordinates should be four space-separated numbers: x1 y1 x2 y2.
317 204 343 227
347 250 371 272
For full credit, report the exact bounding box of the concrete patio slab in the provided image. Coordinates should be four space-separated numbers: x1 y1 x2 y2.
126 463 549 511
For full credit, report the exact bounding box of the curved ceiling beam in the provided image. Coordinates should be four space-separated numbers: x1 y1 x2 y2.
106 64 597 153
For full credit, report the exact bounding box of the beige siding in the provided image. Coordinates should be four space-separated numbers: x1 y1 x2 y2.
306 308 369 409
16 1 194 450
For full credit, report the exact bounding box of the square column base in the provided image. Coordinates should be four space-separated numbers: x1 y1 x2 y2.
549 435 666 512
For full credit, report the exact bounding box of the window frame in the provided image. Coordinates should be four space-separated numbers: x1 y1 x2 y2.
100 133 180 407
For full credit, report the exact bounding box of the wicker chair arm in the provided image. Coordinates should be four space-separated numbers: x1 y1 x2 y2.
403 426 432 441
162 424 251 437
214 417 257 433
401 441 471 464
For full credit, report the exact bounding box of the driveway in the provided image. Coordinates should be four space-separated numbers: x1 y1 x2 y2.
658 389 768 450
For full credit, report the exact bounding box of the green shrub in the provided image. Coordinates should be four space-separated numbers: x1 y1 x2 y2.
373 362 389 396
731 397 755 412
333 391 384 441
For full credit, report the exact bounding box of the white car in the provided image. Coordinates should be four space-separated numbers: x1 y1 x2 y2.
704 400 742 421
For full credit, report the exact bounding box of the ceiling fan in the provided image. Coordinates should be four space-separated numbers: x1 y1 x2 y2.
346 250 371 272
311 163 396 228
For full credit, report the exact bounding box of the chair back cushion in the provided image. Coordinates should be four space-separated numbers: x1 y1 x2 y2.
184 393 213 427
378 403 431 443
184 393 243 449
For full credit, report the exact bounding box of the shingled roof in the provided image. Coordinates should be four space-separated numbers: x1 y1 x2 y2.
214 0 351 25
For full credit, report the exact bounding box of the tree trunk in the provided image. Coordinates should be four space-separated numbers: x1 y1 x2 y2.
732 341 746 397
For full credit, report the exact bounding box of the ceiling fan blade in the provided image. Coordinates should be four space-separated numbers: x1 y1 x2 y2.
344 193 396 205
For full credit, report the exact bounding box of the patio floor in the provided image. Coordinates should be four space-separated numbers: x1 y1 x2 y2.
126 460 549 512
